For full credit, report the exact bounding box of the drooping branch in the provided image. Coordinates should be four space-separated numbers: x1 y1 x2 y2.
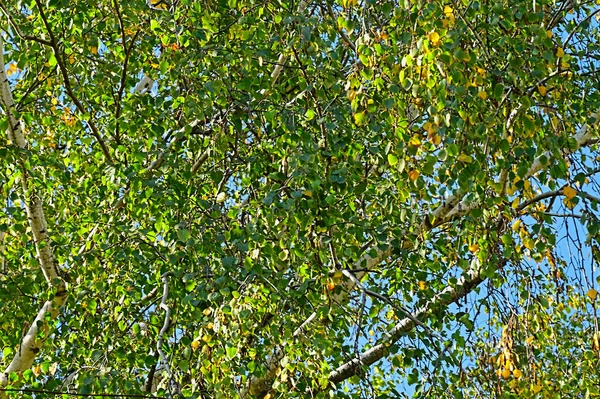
325 110 600 387
0 34 67 396
244 103 600 396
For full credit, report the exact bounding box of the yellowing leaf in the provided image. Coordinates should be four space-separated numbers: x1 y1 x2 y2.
423 121 433 133
408 169 420 181
513 368 522 379
501 368 511 379
546 30 553 38
150 0 169 9
6 62 19 77
525 335 534 345
556 47 565 58
443 6 453 17
431 134 441 145
563 186 577 200
354 111 367 126
191 340 201 351
89 46 98 55
538 85 547 96
477 91 487 100
408 134 421 147
457 154 472 163
468 243 479 253
511 220 521 231
418 280 426 290
587 288 598 300
531 384 543 393
428 31 441 46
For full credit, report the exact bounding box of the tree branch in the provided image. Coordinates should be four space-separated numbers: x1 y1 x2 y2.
0 34 67 397
33 0 114 163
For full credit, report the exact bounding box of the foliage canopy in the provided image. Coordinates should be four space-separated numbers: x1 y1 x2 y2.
1 0 600 398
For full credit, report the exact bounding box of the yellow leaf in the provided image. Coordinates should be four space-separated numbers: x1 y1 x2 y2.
511 220 521 231
468 243 479 253
408 169 420 181
546 30 553 38
587 288 598 300
556 47 565 58
418 280 426 290
513 368 522 379
443 5 453 17
423 121 433 133
6 62 19 77
457 154 472 163
428 31 441 46
89 46 98 55
303 190 313 198
477 91 487 100
531 384 543 393
431 133 441 145
562 186 577 200
150 0 169 9
191 340 201 351
408 134 421 147
538 85 547 96
525 335 534 345
202 307 212 316
501 368 511 379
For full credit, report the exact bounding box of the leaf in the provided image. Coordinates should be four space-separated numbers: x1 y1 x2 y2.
556 47 565 57
538 85 547 96
563 186 577 199
216 192 227 203
587 289 598 300
354 111 367 125
226 346 237 359
177 229 190 242
408 169 420 181
6 62 18 77
428 31 441 46
388 153 398 166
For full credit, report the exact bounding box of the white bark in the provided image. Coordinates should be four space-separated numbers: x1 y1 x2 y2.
243 106 600 397
0 34 67 396
326 110 600 386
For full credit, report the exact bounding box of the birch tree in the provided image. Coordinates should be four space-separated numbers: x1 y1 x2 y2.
1 0 600 398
